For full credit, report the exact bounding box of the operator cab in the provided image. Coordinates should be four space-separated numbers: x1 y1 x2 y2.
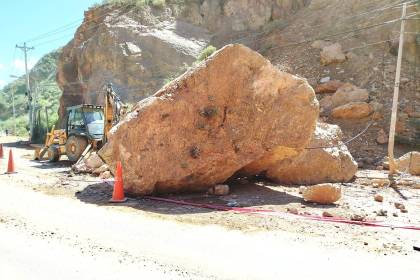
66 104 104 140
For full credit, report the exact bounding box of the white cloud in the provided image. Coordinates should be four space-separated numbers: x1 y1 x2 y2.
0 64 4 70
0 80 6 89
11 57 38 72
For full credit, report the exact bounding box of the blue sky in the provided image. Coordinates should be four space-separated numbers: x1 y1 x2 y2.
0 0 99 89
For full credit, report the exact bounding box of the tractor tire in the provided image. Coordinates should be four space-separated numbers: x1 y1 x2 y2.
47 146 60 162
66 135 88 162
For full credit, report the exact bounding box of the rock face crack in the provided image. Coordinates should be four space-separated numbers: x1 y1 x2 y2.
220 106 228 128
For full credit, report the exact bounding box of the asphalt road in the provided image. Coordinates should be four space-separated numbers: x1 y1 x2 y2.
0 138 419 279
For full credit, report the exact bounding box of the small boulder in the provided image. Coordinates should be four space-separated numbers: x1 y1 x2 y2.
322 211 334 217
287 207 299 215
351 214 366 221
85 152 105 170
302 184 342 204
315 80 345 94
331 84 369 108
72 160 89 173
99 171 112 179
320 43 346 65
212 184 230 196
331 102 373 119
376 129 388 144
394 202 406 210
93 164 109 175
374 194 384 202
71 152 105 174
396 151 420 175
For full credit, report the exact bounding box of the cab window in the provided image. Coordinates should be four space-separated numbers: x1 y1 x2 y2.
68 108 85 130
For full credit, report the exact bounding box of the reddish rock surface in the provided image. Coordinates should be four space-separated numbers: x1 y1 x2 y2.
314 80 344 94
302 184 342 204
258 122 357 185
331 102 373 119
98 44 319 195
330 84 369 108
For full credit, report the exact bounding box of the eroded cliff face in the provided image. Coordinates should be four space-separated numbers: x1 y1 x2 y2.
56 0 310 121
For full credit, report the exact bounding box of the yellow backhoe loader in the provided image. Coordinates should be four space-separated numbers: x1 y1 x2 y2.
34 84 126 162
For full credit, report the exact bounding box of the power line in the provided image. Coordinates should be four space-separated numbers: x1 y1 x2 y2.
343 37 399 52
24 3 134 44
265 17 403 52
33 32 77 48
296 0 412 33
305 121 375 150
32 5 134 48
24 18 84 43
231 0 409 46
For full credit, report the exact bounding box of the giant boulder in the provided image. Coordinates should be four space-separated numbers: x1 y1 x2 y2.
261 122 357 185
99 44 319 195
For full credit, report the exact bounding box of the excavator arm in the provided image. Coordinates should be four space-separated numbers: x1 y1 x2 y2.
103 83 125 143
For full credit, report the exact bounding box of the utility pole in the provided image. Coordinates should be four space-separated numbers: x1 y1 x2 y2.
15 42 34 141
12 89 16 135
9 75 19 135
388 2 407 175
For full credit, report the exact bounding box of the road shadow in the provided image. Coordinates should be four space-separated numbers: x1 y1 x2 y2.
31 159 73 170
1 140 33 150
75 178 337 215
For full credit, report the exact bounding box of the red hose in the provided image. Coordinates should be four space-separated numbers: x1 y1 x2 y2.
146 196 420 231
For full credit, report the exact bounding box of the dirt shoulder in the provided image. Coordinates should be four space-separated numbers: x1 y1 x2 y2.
1 138 419 258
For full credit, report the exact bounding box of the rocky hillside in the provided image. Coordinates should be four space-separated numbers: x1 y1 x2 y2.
57 0 309 118
57 0 419 164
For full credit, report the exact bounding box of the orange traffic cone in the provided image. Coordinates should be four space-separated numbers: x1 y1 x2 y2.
6 149 16 174
0 144 3 159
110 161 127 203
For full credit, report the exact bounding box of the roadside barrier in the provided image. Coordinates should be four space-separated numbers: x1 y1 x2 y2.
109 161 127 203
5 149 16 174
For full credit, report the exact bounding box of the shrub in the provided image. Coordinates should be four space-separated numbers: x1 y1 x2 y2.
150 0 165 8
197 45 217 62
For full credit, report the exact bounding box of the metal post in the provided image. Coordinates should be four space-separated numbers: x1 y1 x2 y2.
9 75 19 135
15 42 34 141
45 107 49 130
33 84 37 138
388 3 407 175
12 90 16 135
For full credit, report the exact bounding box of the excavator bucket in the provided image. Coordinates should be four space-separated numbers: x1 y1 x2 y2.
33 125 56 160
